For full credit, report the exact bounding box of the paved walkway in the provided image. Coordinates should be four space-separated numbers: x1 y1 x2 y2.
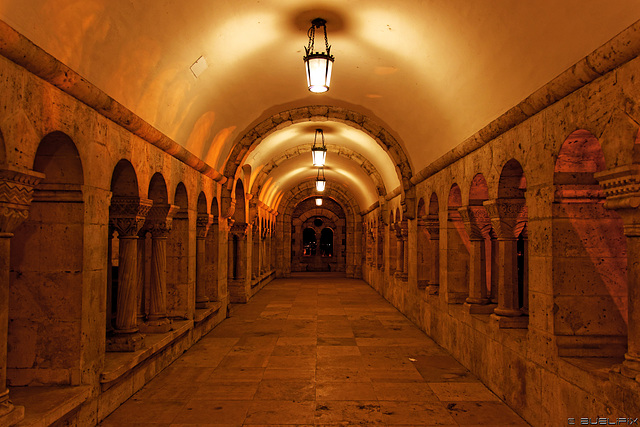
101 273 528 426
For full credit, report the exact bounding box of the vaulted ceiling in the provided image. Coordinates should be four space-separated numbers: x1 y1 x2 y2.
2 0 639 211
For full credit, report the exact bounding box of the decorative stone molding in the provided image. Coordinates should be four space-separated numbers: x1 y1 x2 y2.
0 168 44 234
196 213 214 238
230 223 249 238
458 206 490 240
109 197 153 237
145 204 179 238
595 165 640 236
483 199 527 240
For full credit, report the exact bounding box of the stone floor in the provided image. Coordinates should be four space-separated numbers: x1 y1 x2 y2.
100 273 529 426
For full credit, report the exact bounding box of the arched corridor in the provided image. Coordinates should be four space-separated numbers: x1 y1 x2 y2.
0 3 639 426
100 273 527 426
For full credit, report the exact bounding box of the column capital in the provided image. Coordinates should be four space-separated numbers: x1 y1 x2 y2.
145 204 179 238
595 165 640 236
230 222 249 237
458 205 491 240
0 168 44 234
109 196 153 237
483 198 527 239
196 213 214 238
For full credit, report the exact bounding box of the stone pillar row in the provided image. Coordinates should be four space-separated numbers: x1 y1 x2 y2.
0 168 43 425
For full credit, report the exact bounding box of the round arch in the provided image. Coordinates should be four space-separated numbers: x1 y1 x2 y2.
224 106 413 192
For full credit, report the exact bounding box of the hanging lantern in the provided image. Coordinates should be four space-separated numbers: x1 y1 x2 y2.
303 18 334 93
311 129 327 167
315 167 326 192
315 197 323 206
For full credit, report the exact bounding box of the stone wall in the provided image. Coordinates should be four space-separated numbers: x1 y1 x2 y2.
362 49 640 425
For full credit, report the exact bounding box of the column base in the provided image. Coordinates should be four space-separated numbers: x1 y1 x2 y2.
0 402 24 427
465 302 496 314
141 317 173 334
490 313 528 329
106 331 145 352
196 300 212 309
428 284 439 295
612 354 640 382
493 307 524 317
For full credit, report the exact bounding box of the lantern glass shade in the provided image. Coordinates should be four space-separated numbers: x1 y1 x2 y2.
312 147 327 167
316 178 326 192
315 198 323 206
305 54 333 93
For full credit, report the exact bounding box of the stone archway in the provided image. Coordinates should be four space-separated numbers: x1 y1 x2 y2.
224 106 413 193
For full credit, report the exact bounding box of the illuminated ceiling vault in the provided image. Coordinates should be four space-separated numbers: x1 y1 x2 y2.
1 0 639 212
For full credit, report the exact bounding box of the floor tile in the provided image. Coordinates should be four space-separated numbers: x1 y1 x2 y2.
101 274 527 427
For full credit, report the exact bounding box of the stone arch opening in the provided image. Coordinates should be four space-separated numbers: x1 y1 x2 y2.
107 159 148 351
277 180 360 278
552 130 627 355
291 197 345 272
224 106 413 197
140 173 175 333
463 173 496 312
9 131 85 384
486 159 529 328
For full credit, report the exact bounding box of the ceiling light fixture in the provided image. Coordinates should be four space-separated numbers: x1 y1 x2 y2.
316 167 326 192
316 197 323 206
311 129 327 167
304 18 334 93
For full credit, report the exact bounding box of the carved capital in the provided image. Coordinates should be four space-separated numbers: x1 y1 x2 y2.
196 213 214 238
0 168 45 233
483 199 527 239
459 206 491 240
595 166 640 235
423 217 440 240
230 223 248 237
110 196 153 237
144 204 179 237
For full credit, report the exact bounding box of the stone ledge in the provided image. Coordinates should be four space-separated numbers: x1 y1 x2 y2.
194 301 222 323
10 385 91 427
559 357 623 396
100 320 192 387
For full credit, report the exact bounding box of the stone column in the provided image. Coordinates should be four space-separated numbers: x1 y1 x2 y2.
196 213 213 308
394 222 408 281
378 223 385 271
460 206 492 312
142 204 179 333
136 229 147 325
595 165 640 381
108 196 152 351
0 168 43 425
394 224 403 274
484 198 527 328
252 225 260 280
228 223 249 302
424 217 440 295
260 227 267 275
